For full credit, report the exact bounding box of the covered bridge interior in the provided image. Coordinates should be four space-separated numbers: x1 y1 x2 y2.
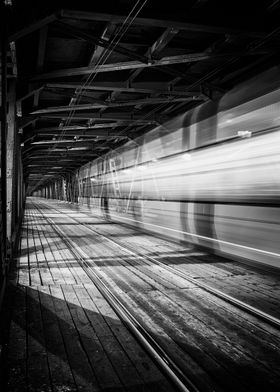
1 1 280 391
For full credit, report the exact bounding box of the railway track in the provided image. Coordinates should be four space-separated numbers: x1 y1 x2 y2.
31 201 199 392
30 199 280 392
36 199 280 331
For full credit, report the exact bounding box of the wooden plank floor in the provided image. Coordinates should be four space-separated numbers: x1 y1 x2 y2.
2 198 280 392
25 198 280 392
0 204 176 392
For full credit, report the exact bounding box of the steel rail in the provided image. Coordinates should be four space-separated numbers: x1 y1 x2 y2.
31 200 200 392
38 199 280 331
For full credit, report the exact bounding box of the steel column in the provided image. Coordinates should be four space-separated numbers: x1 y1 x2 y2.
6 80 17 240
1 1 8 280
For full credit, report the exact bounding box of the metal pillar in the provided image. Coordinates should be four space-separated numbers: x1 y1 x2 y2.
1 1 8 280
6 80 16 241
16 149 23 222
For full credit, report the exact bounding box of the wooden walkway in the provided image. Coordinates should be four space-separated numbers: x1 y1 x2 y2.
0 203 175 392
1 198 280 392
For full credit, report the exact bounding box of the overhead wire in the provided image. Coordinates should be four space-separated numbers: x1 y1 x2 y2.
30 8 280 197
30 0 148 193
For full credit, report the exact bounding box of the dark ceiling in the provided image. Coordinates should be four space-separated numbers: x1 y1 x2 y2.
6 0 280 192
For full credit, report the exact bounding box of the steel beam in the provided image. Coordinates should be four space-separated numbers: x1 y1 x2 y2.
45 82 200 96
18 116 40 129
34 112 162 122
31 95 204 114
1 2 8 275
32 52 215 80
31 139 108 145
30 122 155 133
17 86 45 103
36 131 127 138
8 13 57 42
128 27 179 84
6 80 17 240
89 23 116 65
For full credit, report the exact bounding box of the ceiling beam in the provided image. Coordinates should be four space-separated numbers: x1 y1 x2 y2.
26 166 78 170
60 9 266 38
8 13 57 42
65 22 118 120
35 130 128 137
24 161 79 166
26 162 78 167
54 21 149 64
32 52 218 80
43 88 109 103
28 122 156 134
25 151 100 155
33 112 162 122
23 156 88 161
31 139 114 145
23 151 102 158
111 27 180 102
18 116 40 129
25 153 103 159
17 86 45 104
31 95 204 114
45 82 200 96
128 27 179 85
33 50 265 81
89 23 116 65
22 123 152 142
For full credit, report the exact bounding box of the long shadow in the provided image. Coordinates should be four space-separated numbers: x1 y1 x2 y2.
18 229 243 269
0 284 174 392
28 222 115 226
2 258 280 391
24 202 280 276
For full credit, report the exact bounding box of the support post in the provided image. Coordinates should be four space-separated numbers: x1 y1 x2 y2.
6 80 17 241
1 1 8 282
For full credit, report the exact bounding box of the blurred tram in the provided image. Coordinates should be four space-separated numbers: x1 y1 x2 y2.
77 67 280 269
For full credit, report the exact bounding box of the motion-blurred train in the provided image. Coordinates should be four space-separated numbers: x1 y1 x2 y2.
76 67 280 269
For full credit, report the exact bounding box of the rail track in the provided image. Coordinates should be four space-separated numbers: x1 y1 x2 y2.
30 199 280 392
35 199 280 331
31 200 199 392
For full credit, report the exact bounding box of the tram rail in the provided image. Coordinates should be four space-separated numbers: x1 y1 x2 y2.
35 199 280 331
29 198 280 392
32 201 199 392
